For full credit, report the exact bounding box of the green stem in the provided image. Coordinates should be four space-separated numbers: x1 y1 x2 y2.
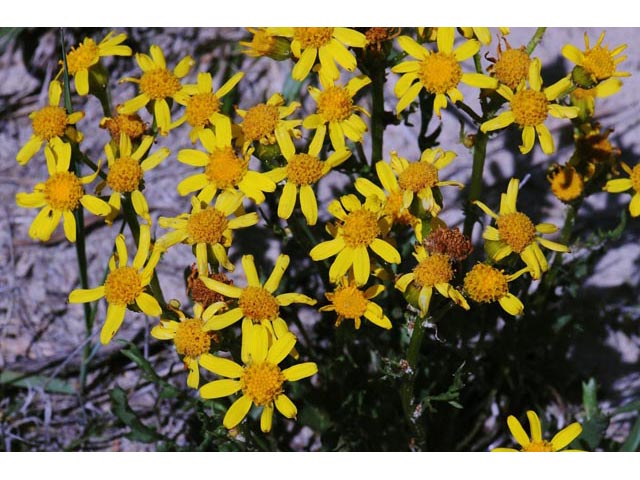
526 28 547 55
462 131 488 238
60 30 93 394
370 61 385 165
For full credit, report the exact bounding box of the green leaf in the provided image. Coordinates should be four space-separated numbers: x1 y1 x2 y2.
0 370 76 395
620 416 640 452
119 341 162 382
582 378 599 420
299 403 333 433
612 400 640 416
109 387 162 443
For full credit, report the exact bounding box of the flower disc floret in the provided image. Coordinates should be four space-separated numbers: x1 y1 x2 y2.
511 90 549 127
66 39 99 73
583 46 617 80
106 157 143 193
32 106 68 140
493 47 531 90
398 162 439 192
241 361 285 406
173 318 211 358
412 253 453 288
631 164 640 192
242 103 279 141
140 69 181 100
205 148 248 188
186 207 229 244
317 86 353 122
331 283 368 319
44 172 84 211
464 264 508 303
186 92 220 127
294 27 334 48
104 266 143 305
417 52 462 94
239 286 280 322
286 153 325 185
342 209 380 248
497 212 536 253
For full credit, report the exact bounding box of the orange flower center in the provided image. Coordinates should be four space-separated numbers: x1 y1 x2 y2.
66 38 100 73
342 209 380 248
497 212 536 253
417 52 462 94
186 92 220 128
239 286 279 322
398 162 439 192
330 283 368 319
139 69 181 100
286 153 325 185
44 171 84 211
204 147 248 189
631 164 640 193
464 263 508 303
493 47 531 90
412 253 453 288
294 27 334 49
583 46 616 80
521 441 554 452
242 103 279 142
104 266 142 305
241 361 285 406
32 106 68 140
548 165 584 202
317 86 353 122
102 114 147 140
106 157 143 193
173 318 211 358
511 89 548 127
186 207 229 244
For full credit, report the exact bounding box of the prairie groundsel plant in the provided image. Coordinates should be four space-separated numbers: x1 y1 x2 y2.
10 27 639 453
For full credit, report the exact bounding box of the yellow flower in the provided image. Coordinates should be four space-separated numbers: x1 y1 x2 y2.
303 75 371 152
172 71 244 143
395 244 469 316
118 45 194 136
157 190 259 273
267 27 367 84
390 148 463 217
199 254 316 350
236 92 301 149
17 81 84 165
493 411 583 452
481 58 579 155
603 162 640 217
463 263 528 316
459 27 492 45
268 126 350 226
68 224 162 345
64 31 132 96
547 164 584 203
487 38 531 90
16 141 110 243
199 331 317 433
319 276 391 330
97 133 170 225
151 301 227 389
474 178 569 280
354 159 422 241
239 28 291 60
176 116 276 204
562 31 630 88
100 113 147 141
309 194 401 286
392 27 498 117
